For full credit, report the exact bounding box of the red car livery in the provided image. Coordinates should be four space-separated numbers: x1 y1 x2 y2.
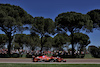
32 55 66 62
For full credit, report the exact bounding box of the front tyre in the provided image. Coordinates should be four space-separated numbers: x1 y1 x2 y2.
57 58 61 62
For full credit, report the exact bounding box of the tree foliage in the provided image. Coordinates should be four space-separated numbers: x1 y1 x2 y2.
14 33 40 50
55 12 93 32
14 34 26 49
53 33 70 50
0 34 8 48
89 45 100 58
42 36 53 50
71 33 90 50
29 33 40 50
87 9 100 29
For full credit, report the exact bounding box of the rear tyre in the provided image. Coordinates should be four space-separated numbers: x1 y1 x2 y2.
33 58 38 62
50 60 54 62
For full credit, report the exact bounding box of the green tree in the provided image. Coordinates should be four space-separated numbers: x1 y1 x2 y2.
31 17 55 51
0 4 34 55
13 43 20 49
88 45 100 58
29 33 40 50
53 33 70 50
14 33 40 50
0 34 8 48
14 34 26 49
42 36 53 51
87 9 100 29
23 35 34 50
71 33 90 54
55 12 93 57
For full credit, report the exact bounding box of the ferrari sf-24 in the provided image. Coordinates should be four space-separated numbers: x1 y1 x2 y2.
32 55 66 62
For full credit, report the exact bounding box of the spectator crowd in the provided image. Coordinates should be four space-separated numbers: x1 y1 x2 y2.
0 48 85 58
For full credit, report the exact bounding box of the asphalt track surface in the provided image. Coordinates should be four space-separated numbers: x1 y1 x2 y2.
0 58 100 64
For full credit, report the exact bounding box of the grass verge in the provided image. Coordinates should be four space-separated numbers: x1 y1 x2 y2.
84 54 94 59
0 64 100 67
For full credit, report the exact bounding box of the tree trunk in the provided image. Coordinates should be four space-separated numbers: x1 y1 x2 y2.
40 35 43 52
71 31 74 57
7 32 12 56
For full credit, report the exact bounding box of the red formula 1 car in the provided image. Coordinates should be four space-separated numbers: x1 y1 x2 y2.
32 55 66 62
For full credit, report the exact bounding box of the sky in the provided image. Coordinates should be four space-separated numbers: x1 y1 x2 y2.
0 0 100 47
